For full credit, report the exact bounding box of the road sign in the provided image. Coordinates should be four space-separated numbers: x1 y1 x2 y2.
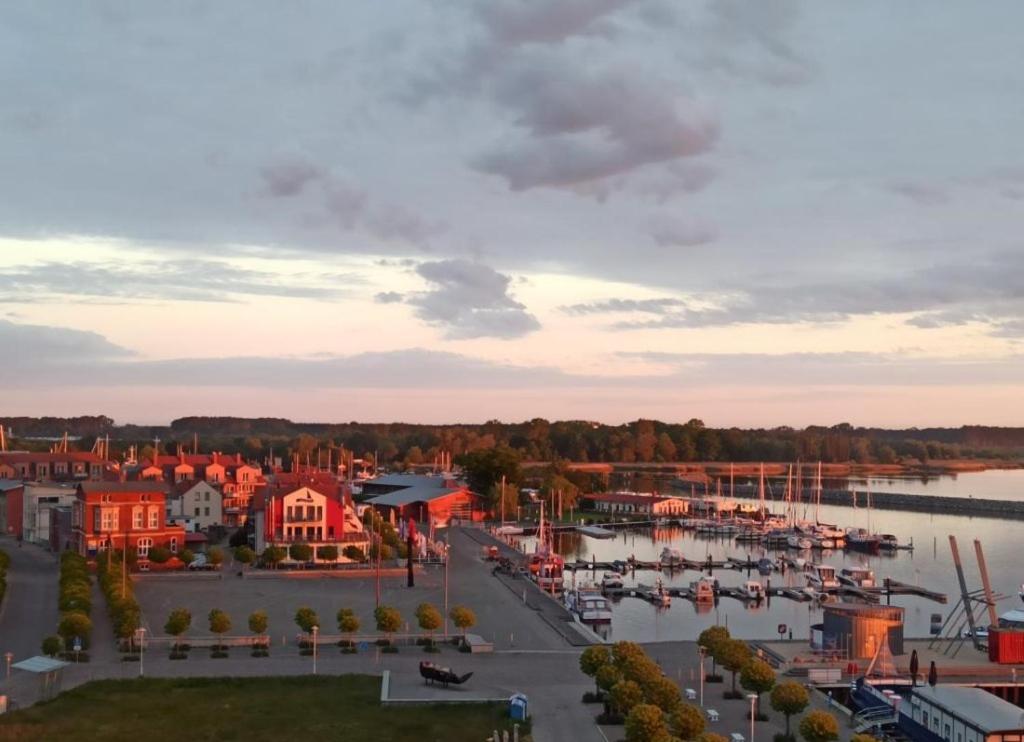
73 637 82 653
777 624 787 637
358 641 369 652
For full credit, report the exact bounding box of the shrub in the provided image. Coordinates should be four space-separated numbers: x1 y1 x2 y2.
249 610 269 637
294 606 319 634
234 545 255 564
289 543 313 562
207 547 224 566
337 607 360 635
261 546 286 568
342 545 365 561
165 608 192 650
624 704 667 742
375 605 402 638
316 545 339 562
58 612 92 650
368 542 393 561
42 635 63 657
179 548 195 566
799 710 840 742
147 546 171 564
449 605 476 636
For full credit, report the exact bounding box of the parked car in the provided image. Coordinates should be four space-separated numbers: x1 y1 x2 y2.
188 554 214 571
960 625 990 639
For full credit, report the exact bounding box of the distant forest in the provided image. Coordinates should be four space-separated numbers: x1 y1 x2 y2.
2 416 1023 465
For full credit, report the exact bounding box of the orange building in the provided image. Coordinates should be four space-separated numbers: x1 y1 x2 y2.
72 482 185 562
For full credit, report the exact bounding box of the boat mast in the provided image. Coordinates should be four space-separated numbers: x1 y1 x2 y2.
815 461 822 524
758 463 766 518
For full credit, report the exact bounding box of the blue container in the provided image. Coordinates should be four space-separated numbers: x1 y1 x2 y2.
509 693 528 721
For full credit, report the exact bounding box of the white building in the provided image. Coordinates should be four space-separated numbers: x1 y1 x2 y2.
22 482 79 545
167 480 223 531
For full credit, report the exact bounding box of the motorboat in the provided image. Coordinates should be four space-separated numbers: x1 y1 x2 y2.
654 579 672 607
690 577 716 603
660 547 684 566
787 534 813 550
807 564 840 590
738 580 765 601
565 589 613 623
533 554 565 592
601 571 624 589
810 537 836 550
735 529 765 543
757 557 774 576
839 567 876 588
845 528 881 553
878 534 899 551
494 524 524 536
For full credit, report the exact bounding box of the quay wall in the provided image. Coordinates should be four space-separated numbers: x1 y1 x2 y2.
676 483 1024 520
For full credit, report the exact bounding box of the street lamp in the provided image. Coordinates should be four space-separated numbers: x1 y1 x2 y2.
697 646 706 708
136 628 146 678
442 540 450 639
4 652 12 680
311 625 319 675
747 693 757 742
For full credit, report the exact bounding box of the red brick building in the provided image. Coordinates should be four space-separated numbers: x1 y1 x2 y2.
362 474 482 526
253 477 369 560
72 482 186 561
138 451 264 525
0 452 109 482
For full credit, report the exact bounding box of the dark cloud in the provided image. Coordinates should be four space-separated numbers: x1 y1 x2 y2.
400 259 541 339
259 157 325 197
0 260 351 304
0 319 132 377
374 291 403 304
889 180 949 205
650 219 717 247
561 297 687 316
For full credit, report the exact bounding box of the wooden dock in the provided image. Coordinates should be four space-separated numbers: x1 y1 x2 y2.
576 525 617 539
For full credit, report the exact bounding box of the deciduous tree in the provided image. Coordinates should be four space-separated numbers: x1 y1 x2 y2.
799 710 839 742
625 704 667 742
770 680 810 736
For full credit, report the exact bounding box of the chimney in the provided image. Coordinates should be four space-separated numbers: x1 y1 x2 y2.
236 452 242 465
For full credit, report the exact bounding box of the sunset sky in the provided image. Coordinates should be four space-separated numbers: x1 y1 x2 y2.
1 1 1022 426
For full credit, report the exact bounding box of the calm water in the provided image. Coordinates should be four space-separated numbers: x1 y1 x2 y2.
517 493 1024 642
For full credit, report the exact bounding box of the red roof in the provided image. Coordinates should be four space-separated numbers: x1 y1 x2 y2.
0 452 105 464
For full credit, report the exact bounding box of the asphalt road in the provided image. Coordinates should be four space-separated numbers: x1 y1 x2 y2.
0 537 58 663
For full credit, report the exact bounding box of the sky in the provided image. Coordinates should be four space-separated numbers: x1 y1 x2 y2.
1 0 1023 427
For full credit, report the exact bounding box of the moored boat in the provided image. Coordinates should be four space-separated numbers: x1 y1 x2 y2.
845 528 881 553
565 588 613 623
807 564 840 589
839 567 875 588
601 571 624 589
690 577 716 603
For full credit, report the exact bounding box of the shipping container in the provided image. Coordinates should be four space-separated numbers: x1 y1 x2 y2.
988 628 1024 664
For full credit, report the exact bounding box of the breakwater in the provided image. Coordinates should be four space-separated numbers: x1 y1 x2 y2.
676 482 1024 520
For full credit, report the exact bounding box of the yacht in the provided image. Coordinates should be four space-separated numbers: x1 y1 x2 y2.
787 534 813 550
564 588 613 623
757 557 775 576
807 564 840 590
533 554 565 592
653 579 672 607
878 534 899 551
839 567 876 588
845 528 881 553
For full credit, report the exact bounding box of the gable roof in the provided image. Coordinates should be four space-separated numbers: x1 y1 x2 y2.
366 485 469 507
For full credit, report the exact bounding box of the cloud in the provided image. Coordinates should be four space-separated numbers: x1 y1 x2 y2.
0 319 133 378
650 219 717 247
260 157 325 197
889 180 949 205
375 291 403 304
561 297 687 316
0 260 351 304
476 0 638 46
474 58 719 190
400 259 541 339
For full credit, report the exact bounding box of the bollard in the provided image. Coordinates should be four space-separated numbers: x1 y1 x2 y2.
514 724 520 742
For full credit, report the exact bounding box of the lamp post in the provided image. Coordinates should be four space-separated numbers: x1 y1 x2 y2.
311 625 319 675
136 628 146 677
747 693 757 742
443 541 450 639
4 652 12 680
698 646 706 708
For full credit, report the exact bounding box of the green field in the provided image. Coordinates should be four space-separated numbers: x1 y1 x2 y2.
0 675 527 742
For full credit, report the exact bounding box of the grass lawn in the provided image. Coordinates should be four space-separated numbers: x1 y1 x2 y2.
0 675 529 742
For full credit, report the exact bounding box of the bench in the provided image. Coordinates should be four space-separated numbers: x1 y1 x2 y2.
685 688 697 700
706 708 719 722
464 634 494 653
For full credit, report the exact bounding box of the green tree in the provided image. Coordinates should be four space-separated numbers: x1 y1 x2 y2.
208 609 231 647
316 545 339 562
415 603 442 642
579 645 611 693
207 547 224 567
610 679 644 716
164 608 192 651
58 612 92 649
248 610 268 637
449 605 476 637
625 704 667 742
740 658 776 719
42 635 63 657
799 710 839 742
458 445 522 503
342 545 365 561
289 542 313 562
294 606 319 634
147 546 171 564
770 680 810 736
670 703 706 740
697 626 730 678
337 608 360 636
261 545 286 568
715 639 752 696
374 605 402 641
180 548 195 565
234 545 255 564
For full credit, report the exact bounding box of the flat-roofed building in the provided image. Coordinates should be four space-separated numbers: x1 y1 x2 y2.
903 684 1024 742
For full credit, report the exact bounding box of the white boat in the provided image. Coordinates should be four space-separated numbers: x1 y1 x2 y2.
738 580 765 601
839 567 875 588
690 578 716 603
787 534 813 550
660 547 684 566
807 564 840 590
565 589 613 623
811 537 835 550
494 524 524 536
601 571 624 589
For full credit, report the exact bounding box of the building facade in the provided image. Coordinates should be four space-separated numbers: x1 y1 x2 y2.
363 474 482 526
167 480 223 531
0 452 108 482
72 482 185 561
254 484 368 559
588 492 690 516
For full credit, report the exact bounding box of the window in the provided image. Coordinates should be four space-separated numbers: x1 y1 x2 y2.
169 537 178 553
148 507 159 528
101 508 118 532
195 507 201 516
137 537 153 558
204 507 210 517
133 507 144 529
204 491 210 502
